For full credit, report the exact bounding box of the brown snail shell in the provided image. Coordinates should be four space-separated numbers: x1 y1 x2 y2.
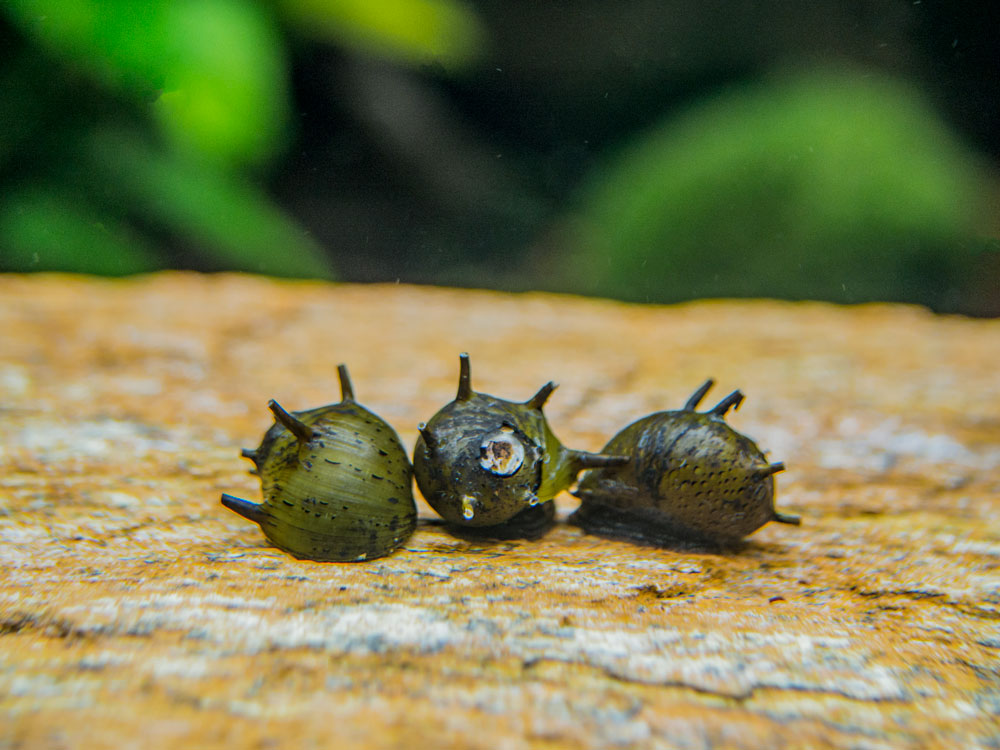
571 379 799 547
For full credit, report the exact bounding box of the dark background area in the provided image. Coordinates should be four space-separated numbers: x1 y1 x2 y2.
2 0 998 314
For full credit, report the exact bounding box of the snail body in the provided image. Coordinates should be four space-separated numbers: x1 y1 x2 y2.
571 379 799 547
413 354 627 537
222 365 416 562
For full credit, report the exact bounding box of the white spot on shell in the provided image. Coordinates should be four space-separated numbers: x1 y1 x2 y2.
479 431 525 476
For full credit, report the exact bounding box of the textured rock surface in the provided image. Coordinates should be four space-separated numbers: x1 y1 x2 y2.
1 273 998 749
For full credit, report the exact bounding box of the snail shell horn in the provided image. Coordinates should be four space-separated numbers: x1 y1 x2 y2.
754 461 802 526
751 461 799 525
240 448 260 474
456 353 473 401
417 422 437 454
773 510 801 525
709 390 744 417
683 379 715 411
572 449 630 469
754 461 786 478
220 492 266 524
526 381 557 411
337 363 355 402
268 399 314 443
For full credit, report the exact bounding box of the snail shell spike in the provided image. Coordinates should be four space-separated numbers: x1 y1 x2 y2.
221 493 266 524
337 363 355 402
773 510 801 525
268 399 315 443
709 390 744 417
574 450 630 469
240 448 259 463
526 381 557 411
683 379 715 411
754 461 786 478
456 353 473 401
417 422 437 453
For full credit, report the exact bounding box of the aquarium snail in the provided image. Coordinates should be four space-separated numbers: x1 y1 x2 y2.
571 379 799 547
413 353 628 537
221 364 416 562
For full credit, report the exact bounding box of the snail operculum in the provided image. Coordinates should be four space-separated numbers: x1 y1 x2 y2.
222 364 417 562
572 379 798 547
479 423 526 476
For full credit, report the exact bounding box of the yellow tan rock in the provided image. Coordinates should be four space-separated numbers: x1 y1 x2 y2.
0 272 998 749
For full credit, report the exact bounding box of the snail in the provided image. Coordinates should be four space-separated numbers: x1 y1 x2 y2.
221 364 416 562
413 353 628 538
570 379 800 547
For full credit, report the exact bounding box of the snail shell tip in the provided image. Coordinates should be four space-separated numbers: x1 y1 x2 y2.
773 510 801 525
221 493 266 525
526 381 557 410
337 363 355 402
268 399 314 443
456 353 473 401
709 390 744 417
683 379 715 411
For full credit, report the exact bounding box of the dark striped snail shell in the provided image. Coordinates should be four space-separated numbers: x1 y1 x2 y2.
571 379 799 547
221 364 416 562
413 353 628 538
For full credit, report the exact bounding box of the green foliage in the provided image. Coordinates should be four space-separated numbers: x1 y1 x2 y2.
6 0 288 167
277 0 485 68
89 129 333 278
564 68 991 308
0 186 161 275
0 0 485 276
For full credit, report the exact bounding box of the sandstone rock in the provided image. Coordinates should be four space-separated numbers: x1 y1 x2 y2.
0 273 997 748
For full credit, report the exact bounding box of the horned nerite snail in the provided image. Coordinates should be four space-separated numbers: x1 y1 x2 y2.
413 353 628 537
221 364 416 561
571 379 799 546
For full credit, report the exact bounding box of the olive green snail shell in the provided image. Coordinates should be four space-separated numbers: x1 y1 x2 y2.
412 353 628 538
571 379 800 547
221 365 417 562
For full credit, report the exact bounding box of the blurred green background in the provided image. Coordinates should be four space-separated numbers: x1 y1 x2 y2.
1 0 997 314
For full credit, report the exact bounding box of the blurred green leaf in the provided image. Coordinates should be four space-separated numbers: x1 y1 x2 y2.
277 0 486 68
1 0 488 280
88 130 332 278
565 68 991 307
0 187 161 275
4 0 168 86
6 0 289 166
155 0 289 166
